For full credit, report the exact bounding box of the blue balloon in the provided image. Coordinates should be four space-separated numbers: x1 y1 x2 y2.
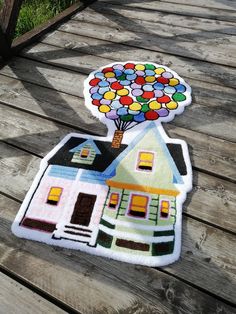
175 84 186 93
120 80 131 86
124 69 134 75
114 69 123 77
95 72 104 79
145 70 155 76
98 80 109 87
117 107 128 115
91 92 103 100
134 112 145 122
154 82 164 90
126 74 137 80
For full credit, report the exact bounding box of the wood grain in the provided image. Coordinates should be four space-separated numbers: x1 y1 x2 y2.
1 56 236 144
99 0 236 22
0 271 65 314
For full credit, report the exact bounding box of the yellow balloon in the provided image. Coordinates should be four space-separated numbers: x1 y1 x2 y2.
104 91 116 100
104 72 115 78
149 101 162 110
155 67 165 75
135 64 145 71
166 101 178 110
169 78 179 86
129 102 142 111
145 76 156 83
117 88 129 96
99 104 111 113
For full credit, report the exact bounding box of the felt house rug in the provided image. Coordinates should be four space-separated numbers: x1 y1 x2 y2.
12 62 192 266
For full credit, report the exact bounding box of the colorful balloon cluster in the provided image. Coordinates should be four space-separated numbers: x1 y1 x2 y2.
89 62 187 129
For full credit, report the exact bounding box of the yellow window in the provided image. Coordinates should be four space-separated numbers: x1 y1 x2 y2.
137 152 154 171
129 195 148 218
80 148 90 158
160 200 170 218
47 187 62 205
108 193 119 209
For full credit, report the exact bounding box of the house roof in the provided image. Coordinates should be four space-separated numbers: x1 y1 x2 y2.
48 137 128 172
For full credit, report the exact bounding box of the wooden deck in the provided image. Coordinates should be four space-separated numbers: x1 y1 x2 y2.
0 0 236 313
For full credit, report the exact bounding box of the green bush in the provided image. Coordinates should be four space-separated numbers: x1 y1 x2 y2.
11 0 78 37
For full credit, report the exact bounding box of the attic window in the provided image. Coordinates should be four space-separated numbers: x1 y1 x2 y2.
47 187 62 206
80 148 90 158
160 200 170 218
108 193 119 209
137 152 154 171
128 194 148 218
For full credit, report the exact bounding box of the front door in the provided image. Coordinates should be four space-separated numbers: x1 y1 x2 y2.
70 193 97 226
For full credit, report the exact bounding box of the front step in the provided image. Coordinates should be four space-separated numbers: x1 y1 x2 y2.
53 223 92 244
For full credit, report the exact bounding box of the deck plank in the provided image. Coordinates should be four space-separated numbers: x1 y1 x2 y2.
0 272 65 314
57 20 236 67
40 30 236 89
1 57 236 143
99 0 236 22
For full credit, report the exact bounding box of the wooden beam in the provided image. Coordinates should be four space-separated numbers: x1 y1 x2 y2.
0 0 23 45
0 26 10 58
12 0 96 55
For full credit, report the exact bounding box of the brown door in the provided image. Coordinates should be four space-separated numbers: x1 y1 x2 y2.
70 193 97 226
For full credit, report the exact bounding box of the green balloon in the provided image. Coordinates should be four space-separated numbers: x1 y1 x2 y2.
136 96 149 103
141 104 150 113
173 92 186 102
121 114 133 121
145 64 156 70
118 74 126 81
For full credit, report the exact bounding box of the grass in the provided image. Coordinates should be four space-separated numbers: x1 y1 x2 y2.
0 0 78 38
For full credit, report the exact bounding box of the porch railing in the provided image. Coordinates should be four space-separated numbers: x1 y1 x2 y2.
0 0 92 59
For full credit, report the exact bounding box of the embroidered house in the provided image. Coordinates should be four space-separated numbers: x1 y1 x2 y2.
16 123 190 264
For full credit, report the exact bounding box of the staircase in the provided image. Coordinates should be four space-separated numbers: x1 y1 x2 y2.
52 223 93 244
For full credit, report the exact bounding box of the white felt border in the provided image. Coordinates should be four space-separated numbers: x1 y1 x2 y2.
12 61 192 267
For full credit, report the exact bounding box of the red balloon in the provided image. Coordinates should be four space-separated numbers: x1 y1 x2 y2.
157 77 169 84
89 78 101 86
120 96 133 106
142 91 155 99
92 99 100 106
111 81 123 90
102 67 114 73
135 77 145 85
157 95 171 103
145 111 159 120
124 63 135 69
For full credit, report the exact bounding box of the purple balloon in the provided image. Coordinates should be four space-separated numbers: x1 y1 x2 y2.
156 108 169 117
113 64 124 71
154 90 164 97
132 89 143 97
100 99 111 105
107 78 117 83
90 86 99 94
162 72 173 79
131 83 141 89
106 110 119 120
136 70 145 76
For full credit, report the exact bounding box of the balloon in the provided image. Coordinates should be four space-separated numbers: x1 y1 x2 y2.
154 83 164 90
120 114 133 121
134 112 145 122
132 89 143 97
99 105 110 113
117 88 129 96
157 108 169 117
120 96 133 105
143 84 154 91
145 76 156 83
169 78 179 86
172 93 186 102
164 86 176 94
149 101 162 110
111 82 123 90
128 109 140 115
98 81 109 87
117 107 128 115
129 102 142 111
90 78 101 86
135 64 145 71
154 67 165 75
157 95 171 103
175 84 186 93
111 100 122 109
166 101 178 110
162 72 173 79
104 91 116 100
145 110 159 120
106 110 119 120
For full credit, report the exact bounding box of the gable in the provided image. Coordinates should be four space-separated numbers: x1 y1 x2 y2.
48 137 128 172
